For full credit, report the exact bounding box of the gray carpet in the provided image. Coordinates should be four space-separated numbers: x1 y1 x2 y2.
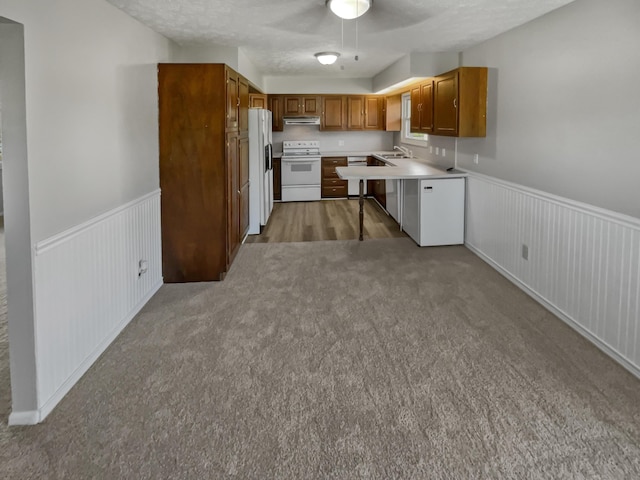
0 238 639 479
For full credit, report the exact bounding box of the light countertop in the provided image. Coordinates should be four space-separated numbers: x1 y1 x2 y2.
336 153 467 181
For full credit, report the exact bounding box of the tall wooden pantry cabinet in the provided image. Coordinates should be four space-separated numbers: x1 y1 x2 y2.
158 63 249 282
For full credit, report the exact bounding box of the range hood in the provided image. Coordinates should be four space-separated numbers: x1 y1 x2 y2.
283 115 321 126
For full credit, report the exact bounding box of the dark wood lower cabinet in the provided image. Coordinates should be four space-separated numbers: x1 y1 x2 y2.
322 157 348 198
366 156 386 207
273 157 281 200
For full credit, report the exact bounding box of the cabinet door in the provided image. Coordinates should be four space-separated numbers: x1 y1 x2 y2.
321 95 346 131
273 157 281 200
347 96 365 130
364 96 383 130
250 94 267 109
283 96 301 115
385 94 401 132
302 96 321 115
410 85 421 132
374 158 386 207
226 70 239 131
419 81 434 133
367 156 376 194
226 133 240 265
434 71 458 136
238 77 249 133
269 95 284 132
238 136 250 238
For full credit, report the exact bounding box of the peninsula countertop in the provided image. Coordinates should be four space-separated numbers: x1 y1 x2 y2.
336 154 468 181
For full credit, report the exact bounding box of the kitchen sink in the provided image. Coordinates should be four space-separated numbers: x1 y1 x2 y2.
378 153 412 159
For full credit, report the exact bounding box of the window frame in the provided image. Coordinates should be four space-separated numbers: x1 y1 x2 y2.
401 92 428 147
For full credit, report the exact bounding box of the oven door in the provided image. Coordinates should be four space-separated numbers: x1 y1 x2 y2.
281 157 321 186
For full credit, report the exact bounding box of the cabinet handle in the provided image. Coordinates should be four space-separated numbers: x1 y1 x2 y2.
453 98 457 108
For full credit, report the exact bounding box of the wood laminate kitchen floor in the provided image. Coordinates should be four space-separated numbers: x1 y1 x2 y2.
245 198 407 243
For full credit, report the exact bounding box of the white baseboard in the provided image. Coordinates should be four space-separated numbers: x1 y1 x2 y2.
8 410 40 426
466 243 640 380
36 279 162 422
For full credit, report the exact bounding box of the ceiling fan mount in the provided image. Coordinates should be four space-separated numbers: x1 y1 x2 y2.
326 0 372 20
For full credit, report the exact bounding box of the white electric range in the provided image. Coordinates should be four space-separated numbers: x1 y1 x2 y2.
280 140 321 202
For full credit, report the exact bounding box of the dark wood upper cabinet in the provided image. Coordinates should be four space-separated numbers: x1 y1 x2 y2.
433 67 487 137
410 80 434 134
347 96 365 130
226 69 239 131
364 96 384 130
283 95 321 115
302 96 321 115
321 95 346 131
385 94 401 132
269 95 284 131
284 96 300 115
249 93 267 109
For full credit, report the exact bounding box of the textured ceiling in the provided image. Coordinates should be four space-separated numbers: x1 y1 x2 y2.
106 0 576 78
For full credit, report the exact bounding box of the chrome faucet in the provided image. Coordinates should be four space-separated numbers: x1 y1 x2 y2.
393 145 412 157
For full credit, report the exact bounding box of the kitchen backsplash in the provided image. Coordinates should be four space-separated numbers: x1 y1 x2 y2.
273 127 394 154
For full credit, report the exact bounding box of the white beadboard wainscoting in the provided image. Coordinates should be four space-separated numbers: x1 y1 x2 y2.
465 173 640 378
16 190 163 424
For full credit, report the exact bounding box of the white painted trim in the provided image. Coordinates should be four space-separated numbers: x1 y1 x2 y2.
35 189 161 255
464 172 640 381
466 243 640 380
460 169 640 229
36 279 163 422
24 190 163 425
8 410 40 426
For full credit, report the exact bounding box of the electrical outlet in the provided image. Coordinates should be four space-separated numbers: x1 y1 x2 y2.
429 146 433 154
435 147 439 155
442 148 446 157
338 140 344 146
521 244 529 261
473 154 479 164
138 259 148 276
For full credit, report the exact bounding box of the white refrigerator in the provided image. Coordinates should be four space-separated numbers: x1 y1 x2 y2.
248 109 274 235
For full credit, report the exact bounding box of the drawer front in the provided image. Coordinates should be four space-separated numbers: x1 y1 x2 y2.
322 157 347 167
322 165 344 180
322 178 348 188
322 184 348 198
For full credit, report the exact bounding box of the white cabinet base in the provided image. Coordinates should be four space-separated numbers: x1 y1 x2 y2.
281 185 321 202
402 178 465 246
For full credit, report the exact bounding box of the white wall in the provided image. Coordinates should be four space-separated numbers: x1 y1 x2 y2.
172 44 239 67
273 128 393 155
264 76 374 94
372 52 459 93
1 0 173 241
0 0 172 423
171 44 265 90
457 0 640 220
0 17 38 416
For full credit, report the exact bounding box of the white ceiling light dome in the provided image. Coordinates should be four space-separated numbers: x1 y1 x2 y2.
327 0 372 20
315 52 341 65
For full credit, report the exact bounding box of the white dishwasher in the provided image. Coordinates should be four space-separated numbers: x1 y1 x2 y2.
402 178 465 246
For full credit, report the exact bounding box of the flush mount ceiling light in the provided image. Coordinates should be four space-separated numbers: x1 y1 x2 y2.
315 52 340 65
326 0 371 20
